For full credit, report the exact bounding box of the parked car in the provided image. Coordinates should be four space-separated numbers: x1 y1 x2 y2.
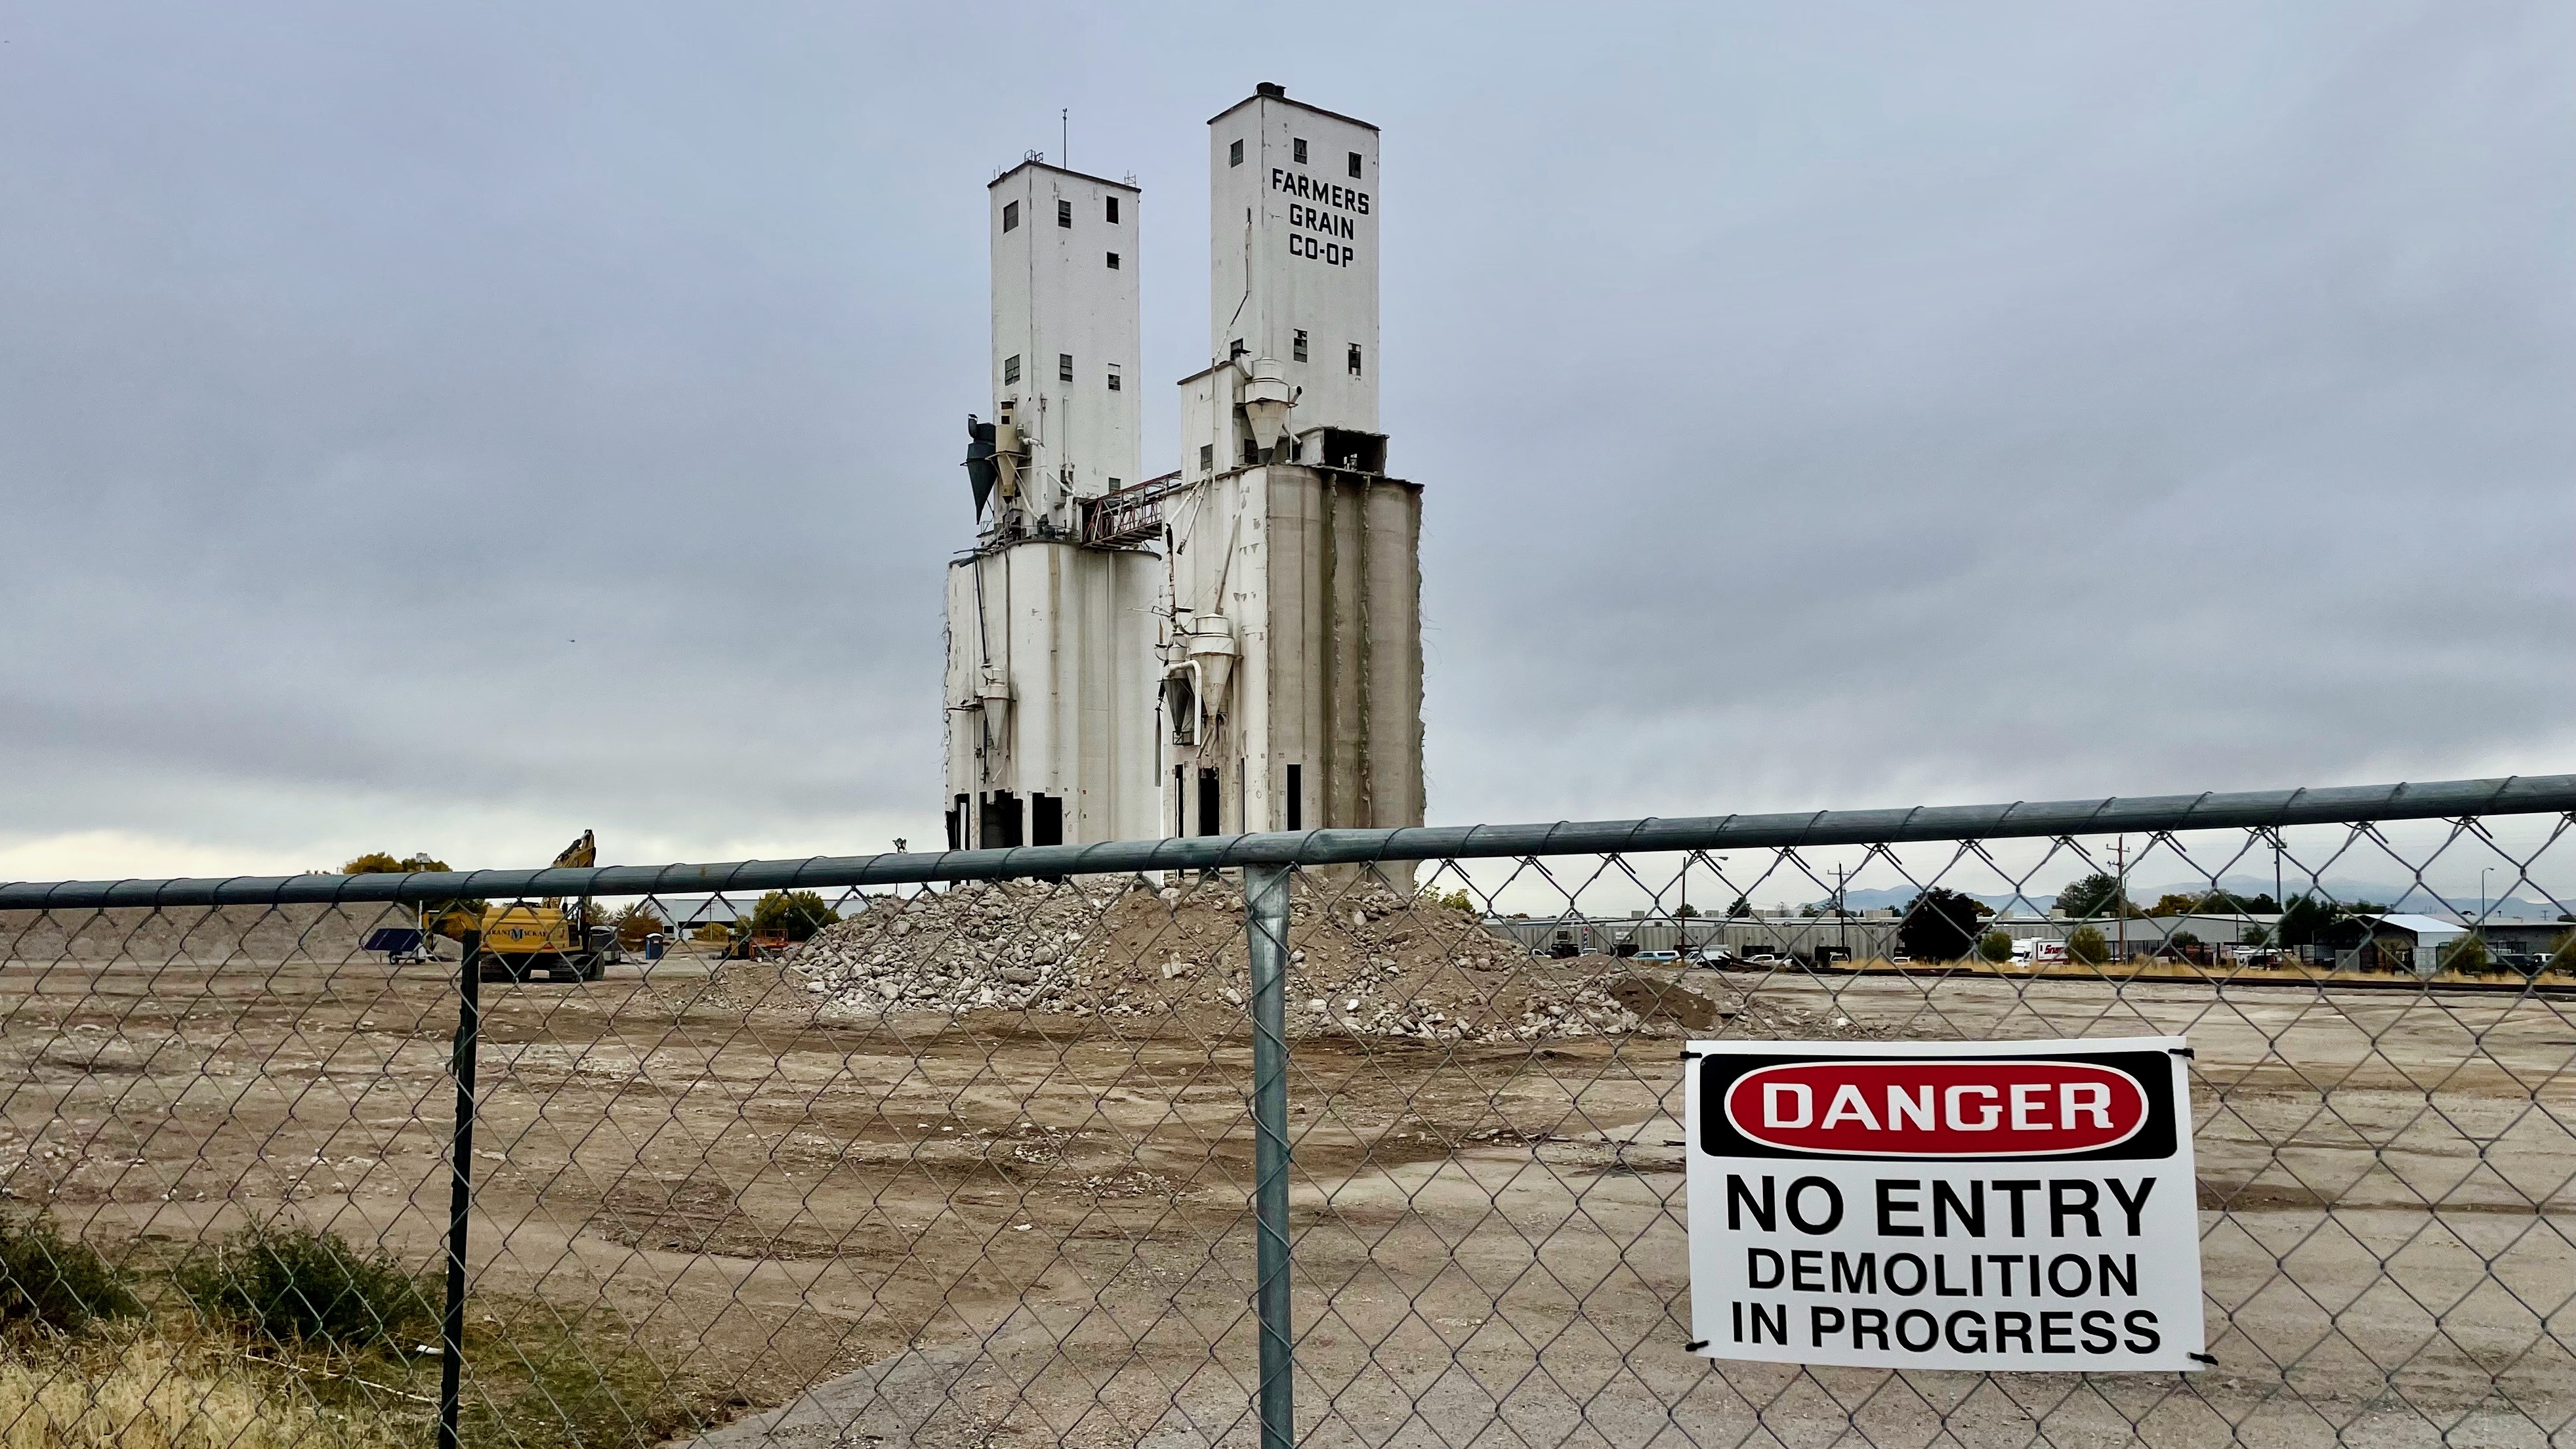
1686 948 1740 968
1632 949 1680 963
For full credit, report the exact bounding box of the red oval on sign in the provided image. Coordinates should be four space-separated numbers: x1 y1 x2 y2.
1723 1060 2148 1158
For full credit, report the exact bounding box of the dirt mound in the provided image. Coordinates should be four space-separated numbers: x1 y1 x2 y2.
784 877 1857 1043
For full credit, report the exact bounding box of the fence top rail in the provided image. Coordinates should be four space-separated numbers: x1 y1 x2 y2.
3 774 2569 912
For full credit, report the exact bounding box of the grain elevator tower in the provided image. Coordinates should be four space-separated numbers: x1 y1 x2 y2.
943 160 1159 850
941 87 1423 852
1163 83 1424 841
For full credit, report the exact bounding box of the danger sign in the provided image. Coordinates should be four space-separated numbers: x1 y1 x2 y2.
1686 1037 2205 1372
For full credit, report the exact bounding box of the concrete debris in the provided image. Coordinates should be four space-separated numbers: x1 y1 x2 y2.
781 877 1860 1043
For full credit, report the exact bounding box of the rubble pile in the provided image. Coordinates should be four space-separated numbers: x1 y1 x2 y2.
781 877 1857 1043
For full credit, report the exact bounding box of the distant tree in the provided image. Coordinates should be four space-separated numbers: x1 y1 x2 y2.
1976 930 2013 964
342 852 449 875
1898 888 1988 963
1726 896 1753 919
612 901 666 950
2275 894 2337 948
339 852 479 940
2066 926 2110 965
2056 872 2130 919
2153 889 2279 916
2241 925 2272 948
1675 903 1700 918
749 890 841 943
1419 886 1474 914
2436 934 2491 975
2550 932 2575 974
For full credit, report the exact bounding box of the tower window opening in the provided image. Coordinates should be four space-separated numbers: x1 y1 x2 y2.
1348 151 1362 178
1003 354 1020 384
1002 201 1020 232
1058 353 1074 382
1293 329 1308 362
1196 769 1221 837
1106 366 1121 391
1199 444 1214 472
1106 251 1121 269
1286 763 1302 831
980 791 1024 849
1347 344 1363 376
1293 137 1308 164
1057 198 1072 228
1105 196 1120 224
1229 138 1244 166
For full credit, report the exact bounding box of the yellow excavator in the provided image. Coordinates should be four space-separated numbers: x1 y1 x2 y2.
476 830 621 983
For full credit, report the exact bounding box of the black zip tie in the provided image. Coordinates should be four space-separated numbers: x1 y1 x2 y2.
2187 1352 2217 1365
1684 1339 1709 1352
2169 1047 2196 1058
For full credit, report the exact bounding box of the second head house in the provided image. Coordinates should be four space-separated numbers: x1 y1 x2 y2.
946 83 1423 855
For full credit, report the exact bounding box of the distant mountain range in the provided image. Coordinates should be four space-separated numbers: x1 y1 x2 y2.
1795 878 2567 922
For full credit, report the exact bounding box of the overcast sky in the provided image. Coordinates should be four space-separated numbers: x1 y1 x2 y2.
3 3 2568 883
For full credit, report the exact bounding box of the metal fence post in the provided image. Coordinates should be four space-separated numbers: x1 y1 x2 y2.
439 930 482 1449
1243 865 1294 1449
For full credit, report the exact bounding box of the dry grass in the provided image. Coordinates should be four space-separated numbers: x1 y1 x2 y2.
0 1330 408 1449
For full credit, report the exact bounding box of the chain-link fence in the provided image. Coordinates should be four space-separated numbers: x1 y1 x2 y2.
2 775 2571 1448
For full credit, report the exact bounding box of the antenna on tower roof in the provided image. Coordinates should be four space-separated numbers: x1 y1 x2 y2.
1062 108 1069 171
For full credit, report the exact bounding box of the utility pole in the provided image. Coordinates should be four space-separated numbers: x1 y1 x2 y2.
2114 837 2128 963
1836 864 1849 964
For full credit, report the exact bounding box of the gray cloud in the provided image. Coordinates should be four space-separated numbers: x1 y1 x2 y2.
2 2 2567 881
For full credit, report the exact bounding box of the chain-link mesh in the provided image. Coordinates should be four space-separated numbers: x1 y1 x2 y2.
2 785 2570 1448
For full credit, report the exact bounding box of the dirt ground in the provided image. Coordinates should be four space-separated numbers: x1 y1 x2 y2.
3 906 2570 1449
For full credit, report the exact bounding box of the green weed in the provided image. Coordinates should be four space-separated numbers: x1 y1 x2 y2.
175 1225 435 1351
0 1213 140 1332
